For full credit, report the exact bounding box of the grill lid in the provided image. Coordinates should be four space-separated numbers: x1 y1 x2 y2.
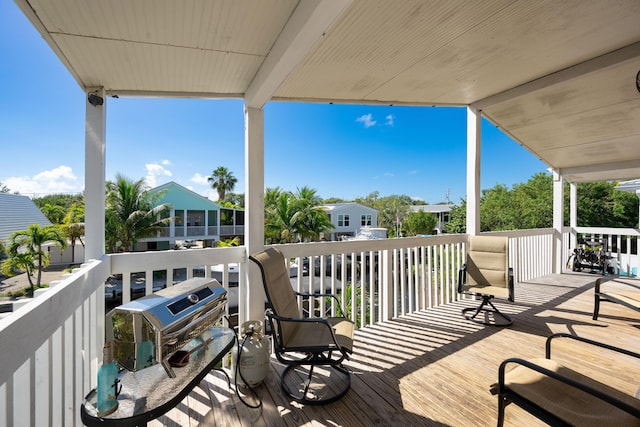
106 277 227 376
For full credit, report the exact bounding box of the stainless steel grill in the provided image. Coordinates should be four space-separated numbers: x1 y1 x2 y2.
105 277 227 377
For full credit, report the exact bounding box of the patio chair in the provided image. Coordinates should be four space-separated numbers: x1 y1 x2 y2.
593 278 640 320
458 235 514 326
492 333 640 426
249 247 354 405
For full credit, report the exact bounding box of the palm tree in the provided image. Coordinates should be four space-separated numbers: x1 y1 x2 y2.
62 202 85 263
4 224 67 292
292 186 333 241
41 203 66 224
105 174 172 253
207 166 237 202
265 192 298 243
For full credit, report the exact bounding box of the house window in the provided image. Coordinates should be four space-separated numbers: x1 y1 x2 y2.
338 214 350 227
361 214 372 226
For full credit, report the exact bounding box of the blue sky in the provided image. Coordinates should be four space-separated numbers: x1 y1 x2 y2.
0 1 547 204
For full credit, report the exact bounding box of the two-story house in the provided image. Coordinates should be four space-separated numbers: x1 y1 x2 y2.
138 181 244 250
321 202 380 241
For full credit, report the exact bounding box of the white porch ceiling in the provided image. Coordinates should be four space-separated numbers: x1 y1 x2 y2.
14 0 640 184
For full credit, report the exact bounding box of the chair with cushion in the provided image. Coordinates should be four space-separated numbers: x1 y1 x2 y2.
593 277 640 320
458 235 514 326
249 247 354 405
492 333 640 426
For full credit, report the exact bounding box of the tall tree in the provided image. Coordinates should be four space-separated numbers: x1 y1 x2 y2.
292 186 333 241
105 174 172 253
3 224 67 292
208 166 237 202
376 195 412 237
62 202 85 263
404 210 438 236
264 192 298 243
41 202 67 224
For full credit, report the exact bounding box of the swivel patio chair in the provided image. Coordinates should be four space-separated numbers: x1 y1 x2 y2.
458 235 514 326
249 247 354 405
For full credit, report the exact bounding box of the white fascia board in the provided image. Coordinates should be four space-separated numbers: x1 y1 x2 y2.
244 0 352 109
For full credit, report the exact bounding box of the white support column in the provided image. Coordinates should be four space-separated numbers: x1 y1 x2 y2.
84 89 106 261
169 208 175 240
552 170 564 273
636 190 640 229
569 182 577 250
244 106 266 325
466 107 481 236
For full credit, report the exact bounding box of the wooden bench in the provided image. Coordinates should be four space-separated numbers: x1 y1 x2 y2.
593 277 640 320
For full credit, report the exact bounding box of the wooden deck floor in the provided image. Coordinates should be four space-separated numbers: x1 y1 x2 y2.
149 273 640 427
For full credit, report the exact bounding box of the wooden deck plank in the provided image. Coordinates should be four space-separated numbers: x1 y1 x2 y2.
149 273 640 426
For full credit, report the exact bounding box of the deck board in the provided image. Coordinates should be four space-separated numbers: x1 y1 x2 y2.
150 273 640 426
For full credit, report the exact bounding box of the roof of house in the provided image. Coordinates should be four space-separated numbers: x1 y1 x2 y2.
0 193 52 243
148 181 223 211
321 202 378 214
615 179 640 193
411 204 455 214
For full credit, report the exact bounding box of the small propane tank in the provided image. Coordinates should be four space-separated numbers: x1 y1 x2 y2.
232 320 270 387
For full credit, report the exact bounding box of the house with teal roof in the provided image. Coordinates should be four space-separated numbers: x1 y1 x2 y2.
138 181 244 250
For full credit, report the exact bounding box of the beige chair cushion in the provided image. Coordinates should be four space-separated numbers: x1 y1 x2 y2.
601 292 640 310
251 248 300 340
461 235 510 299
285 317 354 353
497 358 640 427
252 248 354 352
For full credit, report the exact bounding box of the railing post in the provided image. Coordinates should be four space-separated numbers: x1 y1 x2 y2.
381 249 393 322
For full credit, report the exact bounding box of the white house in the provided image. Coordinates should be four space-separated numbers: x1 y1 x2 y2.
410 204 455 234
321 202 379 241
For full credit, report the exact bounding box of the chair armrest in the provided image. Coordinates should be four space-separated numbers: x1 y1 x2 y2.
545 332 640 360
498 357 640 418
294 291 349 318
457 264 467 293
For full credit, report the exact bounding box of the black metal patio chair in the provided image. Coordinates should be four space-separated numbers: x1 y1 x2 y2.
249 247 354 405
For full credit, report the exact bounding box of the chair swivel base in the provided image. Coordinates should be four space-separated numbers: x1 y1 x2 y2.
462 298 512 326
280 363 351 405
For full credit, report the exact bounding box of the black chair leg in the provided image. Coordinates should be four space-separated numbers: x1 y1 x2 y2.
497 395 506 427
593 295 600 320
280 363 351 405
462 296 512 326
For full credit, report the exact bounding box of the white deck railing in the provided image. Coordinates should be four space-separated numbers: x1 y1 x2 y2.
566 226 640 276
0 258 110 427
2 227 638 426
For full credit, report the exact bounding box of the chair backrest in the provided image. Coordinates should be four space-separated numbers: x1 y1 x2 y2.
466 235 510 288
250 248 300 340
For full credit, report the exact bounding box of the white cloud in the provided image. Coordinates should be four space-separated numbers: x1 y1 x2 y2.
385 114 395 126
161 159 171 166
145 162 173 188
356 113 376 128
407 170 417 175
4 165 81 196
384 172 394 177
190 172 209 185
